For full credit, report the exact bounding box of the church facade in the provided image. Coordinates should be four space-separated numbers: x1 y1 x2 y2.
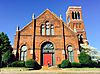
13 6 88 66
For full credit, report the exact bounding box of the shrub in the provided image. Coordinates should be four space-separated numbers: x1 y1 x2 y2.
88 61 98 68
2 50 16 66
1 61 7 67
61 60 71 68
8 61 25 67
57 64 61 68
78 52 91 67
71 62 81 68
97 62 100 68
25 59 41 70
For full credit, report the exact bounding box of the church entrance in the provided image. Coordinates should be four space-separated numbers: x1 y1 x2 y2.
41 42 55 66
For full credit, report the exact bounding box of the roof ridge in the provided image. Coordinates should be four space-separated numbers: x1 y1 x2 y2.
36 9 61 20
64 23 76 35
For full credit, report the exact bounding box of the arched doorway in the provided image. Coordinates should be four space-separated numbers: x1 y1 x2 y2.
20 45 27 61
41 42 55 66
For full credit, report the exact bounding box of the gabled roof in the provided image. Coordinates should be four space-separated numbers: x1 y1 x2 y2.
20 21 32 31
36 9 61 20
19 9 62 31
64 22 76 36
19 9 76 36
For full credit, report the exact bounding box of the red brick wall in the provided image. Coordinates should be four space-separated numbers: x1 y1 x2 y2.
13 7 87 65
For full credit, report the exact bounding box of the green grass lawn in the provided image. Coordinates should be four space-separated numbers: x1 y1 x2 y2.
62 68 100 71
0 67 30 71
0 67 100 71
1 67 100 74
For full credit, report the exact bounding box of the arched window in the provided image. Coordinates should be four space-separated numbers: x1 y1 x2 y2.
46 22 50 35
77 34 83 44
75 12 77 19
51 25 54 35
72 12 74 19
41 25 45 35
68 45 74 62
42 42 54 53
80 34 83 43
41 21 54 36
20 45 27 61
77 12 80 19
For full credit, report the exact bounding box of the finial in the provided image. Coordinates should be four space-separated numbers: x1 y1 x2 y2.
16 25 19 31
60 14 62 20
32 13 35 19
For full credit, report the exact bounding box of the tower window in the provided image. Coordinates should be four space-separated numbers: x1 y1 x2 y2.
77 12 80 19
79 23 81 28
72 11 80 20
72 12 75 19
75 12 77 19
77 34 83 44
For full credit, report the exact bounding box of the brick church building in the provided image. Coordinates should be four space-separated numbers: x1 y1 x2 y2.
13 6 88 66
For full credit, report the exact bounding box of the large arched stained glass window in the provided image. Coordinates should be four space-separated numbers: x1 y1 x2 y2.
68 45 74 62
20 45 27 61
43 42 54 53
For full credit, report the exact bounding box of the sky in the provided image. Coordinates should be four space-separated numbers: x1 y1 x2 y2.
0 0 100 50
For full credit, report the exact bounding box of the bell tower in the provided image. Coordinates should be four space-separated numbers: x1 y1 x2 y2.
66 6 88 45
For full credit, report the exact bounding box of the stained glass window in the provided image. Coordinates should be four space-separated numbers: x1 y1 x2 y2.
51 25 54 35
68 45 74 62
41 25 45 35
20 46 27 61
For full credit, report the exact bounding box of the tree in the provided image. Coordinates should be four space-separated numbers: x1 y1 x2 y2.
0 32 11 53
0 49 2 67
78 51 91 67
2 50 16 66
0 32 15 67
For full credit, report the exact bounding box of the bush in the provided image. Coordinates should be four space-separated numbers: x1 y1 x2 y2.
71 62 81 68
8 61 25 67
61 60 71 68
57 64 61 68
2 50 16 66
97 62 100 68
1 61 7 67
78 52 91 67
25 59 41 70
88 61 98 68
